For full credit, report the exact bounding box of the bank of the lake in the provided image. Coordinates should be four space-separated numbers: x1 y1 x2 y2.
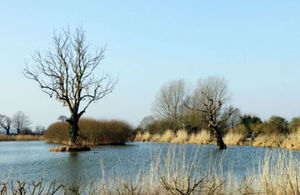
0 134 44 141
135 129 300 151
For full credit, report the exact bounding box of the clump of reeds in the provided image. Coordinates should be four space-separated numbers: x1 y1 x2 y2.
170 130 188 144
252 134 286 148
255 151 300 194
44 119 132 145
223 131 244 146
0 134 44 141
136 129 213 145
160 130 174 143
150 134 161 142
281 128 300 150
188 129 213 144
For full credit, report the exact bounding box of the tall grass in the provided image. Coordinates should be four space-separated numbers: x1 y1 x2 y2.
223 131 244 146
0 134 44 141
170 130 188 144
135 129 213 145
44 118 132 145
188 129 213 144
160 130 174 143
281 128 300 150
1 146 299 194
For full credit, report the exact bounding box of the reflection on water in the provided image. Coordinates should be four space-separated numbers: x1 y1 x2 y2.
0 141 299 183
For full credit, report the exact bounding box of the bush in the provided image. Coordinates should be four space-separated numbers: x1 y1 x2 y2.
228 124 248 135
240 114 262 136
255 116 289 135
146 119 173 135
44 118 132 145
289 117 300 132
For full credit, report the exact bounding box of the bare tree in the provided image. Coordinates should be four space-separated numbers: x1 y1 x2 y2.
152 79 186 131
0 115 12 135
185 76 235 150
227 108 241 129
138 115 155 131
24 27 116 145
35 126 46 135
58 115 68 122
12 111 31 134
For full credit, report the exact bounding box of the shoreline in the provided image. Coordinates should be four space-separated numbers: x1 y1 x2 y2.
0 134 44 141
134 130 300 151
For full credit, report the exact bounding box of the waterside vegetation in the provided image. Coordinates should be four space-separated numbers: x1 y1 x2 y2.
0 148 299 195
44 118 132 146
0 134 44 141
134 127 300 150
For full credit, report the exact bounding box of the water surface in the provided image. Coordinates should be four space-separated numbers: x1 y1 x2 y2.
0 141 299 184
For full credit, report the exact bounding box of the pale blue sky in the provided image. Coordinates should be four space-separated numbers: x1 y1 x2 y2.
0 1 300 128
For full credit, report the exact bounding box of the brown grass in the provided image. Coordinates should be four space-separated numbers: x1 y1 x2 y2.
160 130 174 143
0 134 44 141
223 131 244 146
135 129 214 145
188 129 213 144
279 128 300 150
170 130 188 144
253 134 286 148
44 118 132 145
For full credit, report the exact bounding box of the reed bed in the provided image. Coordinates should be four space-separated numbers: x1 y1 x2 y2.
281 129 300 150
1 146 299 194
0 134 44 141
135 129 214 145
188 130 213 145
135 129 300 150
223 132 244 146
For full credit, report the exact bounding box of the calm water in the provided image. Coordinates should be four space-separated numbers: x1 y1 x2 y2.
0 141 300 184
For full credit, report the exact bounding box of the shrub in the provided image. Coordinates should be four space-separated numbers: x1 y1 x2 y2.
256 116 289 135
288 117 300 132
44 122 69 144
146 119 173 135
44 119 132 145
240 114 262 136
228 124 248 135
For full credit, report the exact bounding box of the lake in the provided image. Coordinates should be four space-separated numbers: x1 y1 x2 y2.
0 141 300 185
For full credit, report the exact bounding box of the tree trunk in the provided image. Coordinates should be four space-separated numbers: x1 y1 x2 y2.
212 127 227 150
6 129 9 135
17 128 20 134
67 115 79 145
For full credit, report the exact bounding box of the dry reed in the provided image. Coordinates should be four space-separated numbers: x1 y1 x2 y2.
281 128 300 150
170 130 188 144
188 129 213 144
0 134 44 141
223 132 244 146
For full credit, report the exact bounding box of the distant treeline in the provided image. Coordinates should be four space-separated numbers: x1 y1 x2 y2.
137 114 300 137
0 111 45 135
